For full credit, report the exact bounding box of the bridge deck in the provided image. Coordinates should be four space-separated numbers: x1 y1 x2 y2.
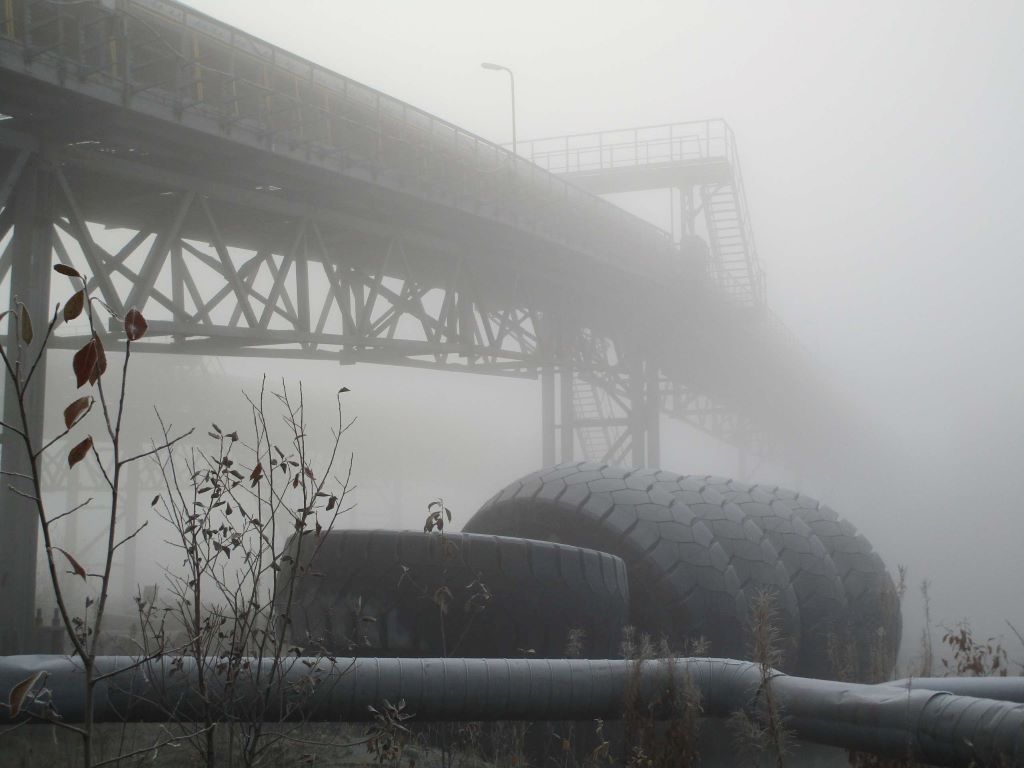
0 0 693 285
0 0 828 459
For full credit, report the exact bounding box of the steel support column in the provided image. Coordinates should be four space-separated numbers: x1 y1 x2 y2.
628 360 646 467
646 362 661 468
0 158 53 653
559 367 574 463
541 365 555 466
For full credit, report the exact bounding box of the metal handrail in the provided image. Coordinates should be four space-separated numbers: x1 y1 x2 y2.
0 0 677 266
519 119 736 171
516 120 765 306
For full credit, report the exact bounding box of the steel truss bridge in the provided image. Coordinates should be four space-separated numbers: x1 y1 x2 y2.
0 0 833 652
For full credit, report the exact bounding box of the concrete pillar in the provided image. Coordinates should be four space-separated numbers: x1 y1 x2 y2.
0 160 53 653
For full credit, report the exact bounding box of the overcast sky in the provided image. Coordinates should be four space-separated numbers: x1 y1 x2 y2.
99 1 1024 654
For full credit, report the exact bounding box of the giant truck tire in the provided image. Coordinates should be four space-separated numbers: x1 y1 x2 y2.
280 529 630 659
691 476 850 679
746 485 901 682
644 471 802 670
463 463 750 659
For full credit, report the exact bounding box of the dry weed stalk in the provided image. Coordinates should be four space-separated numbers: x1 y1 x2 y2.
917 579 934 677
620 630 701 768
731 589 791 768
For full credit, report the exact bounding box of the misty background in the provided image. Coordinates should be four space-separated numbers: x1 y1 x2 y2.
39 0 1024 668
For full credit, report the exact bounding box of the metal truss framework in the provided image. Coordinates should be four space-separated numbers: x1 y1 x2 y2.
0 144 754 446
0 0 777 472
0 0 812 655
0 149 783 654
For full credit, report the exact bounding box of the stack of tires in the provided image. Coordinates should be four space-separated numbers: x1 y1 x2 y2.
282 463 901 683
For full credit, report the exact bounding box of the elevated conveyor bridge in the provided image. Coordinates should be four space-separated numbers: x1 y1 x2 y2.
0 0 834 651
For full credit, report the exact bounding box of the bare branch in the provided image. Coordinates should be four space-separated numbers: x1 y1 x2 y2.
277 732 372 750
0 419 26 439
0 706 88 736
112 520 148 553
91 726 215 768
0 469 34 481
22 304 60 390
91 647 170 684
49 497 95 524
88 442 114 491
119 427 195 467
34 417 89 460
5 484 39 502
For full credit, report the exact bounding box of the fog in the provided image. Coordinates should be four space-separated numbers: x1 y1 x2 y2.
29 0 1024 668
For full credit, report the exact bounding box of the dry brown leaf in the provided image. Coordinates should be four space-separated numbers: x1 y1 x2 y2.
63 396 91 430
53 546 87 581
53 264 81 278
18 303 32 345
68 435 93 468
124 307 148 341
63 290 84 322
72 334 107 388
8 671 44 718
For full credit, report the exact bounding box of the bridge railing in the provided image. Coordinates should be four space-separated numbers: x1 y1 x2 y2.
519 120 736 175
0 0 680 273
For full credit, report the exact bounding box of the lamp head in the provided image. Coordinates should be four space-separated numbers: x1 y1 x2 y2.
481 62 503 71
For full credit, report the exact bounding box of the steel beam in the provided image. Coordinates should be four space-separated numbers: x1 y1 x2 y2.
557 368 573 463
541 365 554 466
645 361 661 467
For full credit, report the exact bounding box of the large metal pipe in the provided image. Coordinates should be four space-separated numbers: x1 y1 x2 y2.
884 676 1024 704
0 656 1021 766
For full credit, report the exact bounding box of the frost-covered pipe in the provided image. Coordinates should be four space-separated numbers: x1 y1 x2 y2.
0 655 1021 767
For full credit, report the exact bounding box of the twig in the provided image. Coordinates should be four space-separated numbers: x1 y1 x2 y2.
1006 619 1024 649
0 720 28 739
49 497 95 524
14 709 88 736
0 469 35 481
34 399 95 458
119 427 195 466
91 726 216 768
5 484 40 502
88 441 115 490
91 647 172 684
22 305 60 390
277 732 372 750
0 418 27 438
112 520 148 552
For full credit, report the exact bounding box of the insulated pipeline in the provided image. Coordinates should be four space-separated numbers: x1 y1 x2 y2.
884 676 1024 704
0 655 1020 767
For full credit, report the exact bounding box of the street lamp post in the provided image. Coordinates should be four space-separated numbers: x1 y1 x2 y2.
481 62 516 155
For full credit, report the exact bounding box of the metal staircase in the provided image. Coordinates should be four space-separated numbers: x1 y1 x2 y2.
703 179 764 307
571 376 615 462
519 120 766 308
